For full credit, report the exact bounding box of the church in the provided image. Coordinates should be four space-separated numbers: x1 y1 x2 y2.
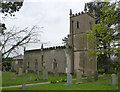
12 5 97 74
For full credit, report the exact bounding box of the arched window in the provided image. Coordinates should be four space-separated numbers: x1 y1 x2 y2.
52 59 58 70
27 61 30 68
35 59 38 70
76 21 79 28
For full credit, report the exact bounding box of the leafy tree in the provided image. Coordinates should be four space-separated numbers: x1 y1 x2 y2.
0 0 24 16
85 1 120 73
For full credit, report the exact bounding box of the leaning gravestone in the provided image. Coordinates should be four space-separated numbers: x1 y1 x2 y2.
43 68 48 80
103 73 107 80
87 71 92 82
64 74 72 85
94 71 98 81
18 68 22 77
22 83 26 90
76 69 82 84
30 76 32 81
110 74 117 86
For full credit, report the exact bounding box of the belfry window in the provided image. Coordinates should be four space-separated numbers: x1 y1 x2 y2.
76 21 79 28
89 21 93 30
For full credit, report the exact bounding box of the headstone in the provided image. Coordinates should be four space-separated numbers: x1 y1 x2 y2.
11 74 16 80
64 74 72 85
43 68 48 80
76 69 82 84
35 70 40 81
94 71 98 81
25 69 28 76
110 74 117 86
87 71 92 82
18 68 22 76
30 76 32 81
54 68 59 76
103 73 106 80
22 83 26 90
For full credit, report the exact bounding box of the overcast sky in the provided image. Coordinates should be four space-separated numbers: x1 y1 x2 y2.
2 0 94 56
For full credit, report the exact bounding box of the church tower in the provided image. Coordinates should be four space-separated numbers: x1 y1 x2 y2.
68 4 97 74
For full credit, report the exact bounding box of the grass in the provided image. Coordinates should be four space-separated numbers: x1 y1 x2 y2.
2 72 76 87
3 77 118 90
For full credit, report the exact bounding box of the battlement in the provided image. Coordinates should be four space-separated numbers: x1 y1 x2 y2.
25 46 66 52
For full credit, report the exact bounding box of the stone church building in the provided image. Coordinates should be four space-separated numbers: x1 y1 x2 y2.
12 6 97 74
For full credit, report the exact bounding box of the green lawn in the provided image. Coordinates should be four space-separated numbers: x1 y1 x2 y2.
3 77 118 90
2 72 76 87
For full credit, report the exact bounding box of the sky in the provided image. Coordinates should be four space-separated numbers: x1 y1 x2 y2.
2 0 94 56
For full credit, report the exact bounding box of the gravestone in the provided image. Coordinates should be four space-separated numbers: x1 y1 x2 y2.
110 74 117 86
18 68 22 77
103 73 106 80
64 74 72 85
54 68 59 76
87 71 92 82
76 69 82 84
35 70 40 81
22 83 26 89
43 68 48 80
11 74 16 80
94 71 98 81
25 69 28 76
30 76 32 81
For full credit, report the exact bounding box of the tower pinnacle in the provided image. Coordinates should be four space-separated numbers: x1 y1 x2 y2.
70 9 72 16
84 3 87 13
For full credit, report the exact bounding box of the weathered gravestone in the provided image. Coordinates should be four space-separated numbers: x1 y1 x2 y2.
30 76 32 81
103 73 107 80
25 69 28 76
64 74 72 85
11 74 16 80
35 70 40 81
76 69 82 84
18 68 22 77
54 68 59 76
94 71 98 81
87 71 92 82
109 74 117 86
22 83 26 90
43 68 48 80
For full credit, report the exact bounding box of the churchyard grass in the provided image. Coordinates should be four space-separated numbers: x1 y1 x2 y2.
2 72 76 87
3 77 118 90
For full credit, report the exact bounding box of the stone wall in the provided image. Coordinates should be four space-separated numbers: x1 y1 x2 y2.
24 47 68 73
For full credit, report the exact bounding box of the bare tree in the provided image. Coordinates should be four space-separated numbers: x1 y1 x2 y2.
0 25 42 59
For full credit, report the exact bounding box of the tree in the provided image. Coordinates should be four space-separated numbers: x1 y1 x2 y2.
85 1 120 73
1 26 41 59
0 0 24 16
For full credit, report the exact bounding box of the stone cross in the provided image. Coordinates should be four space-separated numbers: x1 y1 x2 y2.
18 68 22 77
43 68 48 80
22 83 26 90
64 74 72 85
110 74 117 86
94 71 98 81
76 69 82 84
87 71 92 82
